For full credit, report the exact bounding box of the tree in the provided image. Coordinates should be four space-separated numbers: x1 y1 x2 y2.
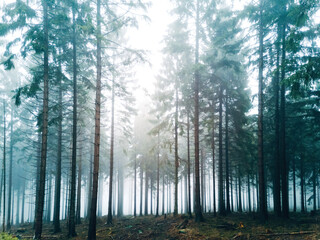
257 0 268 221
34 0 50 238
87 0 102 238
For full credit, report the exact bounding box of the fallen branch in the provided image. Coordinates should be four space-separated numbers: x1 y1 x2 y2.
256 231 315 237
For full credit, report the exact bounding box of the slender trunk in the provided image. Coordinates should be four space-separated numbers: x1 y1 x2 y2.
258 0 267 221
201 149 204 211
144 171 148 215
194 0 203 222
218 86 225 215
107 75 115 224
162 173 165 215
34 0 49 237
54 56 62 233
313 161 317 211
273 23 281 217
293 157 296 212
16 188 20 225
21 180 25 224
211 103 216 216
230 173 233 212
150 174 153 215
87 0 102 237
238 167 242 212
280 19 288 219
225 94 230 213
174 84 179 216
248 174 251 213
69 1 78 235
76 146 82 224
300 154 304 213
7 107 13 230
187 112 192 217
156 133 160 217
47 176 52 222
87 142 93 220
184 173 188 213
134 154 137 217
2 101 6 232
139 165 143 216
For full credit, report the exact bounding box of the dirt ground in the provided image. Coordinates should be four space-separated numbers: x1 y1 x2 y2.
8 212 320 239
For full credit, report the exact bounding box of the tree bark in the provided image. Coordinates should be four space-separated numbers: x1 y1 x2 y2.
218 86 225 215
69 1 78 235
257 0 267 221
2 101 6 232
273 23 281 217
194 0 203 222
107 74 115 224
238 167 242 212
134 154 137 217
53 54 62 233
34 0 49 237
156 133 160 217
87 0 102 237
280 18 289 219
144 171 148 215
225 93 230 213
293 157 296 212
187 112 192 217
139 164 143 216
174 82 179 216
7 107 13 230
300 154 305 213
76 146 82 224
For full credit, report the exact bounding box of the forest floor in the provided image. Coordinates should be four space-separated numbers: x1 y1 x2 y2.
7 212 320 240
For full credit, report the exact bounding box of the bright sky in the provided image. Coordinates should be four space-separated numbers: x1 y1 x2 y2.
129 0 173 107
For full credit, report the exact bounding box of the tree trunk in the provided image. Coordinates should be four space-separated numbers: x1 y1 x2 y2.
47 176 52 222
194 0 203 222
174 83 179 216
21 180 25 224
150 174 153 215
53 55 62 233
218 86 225 215
34 0 49 237
134 154 137 217
87 142 93 220
7 106 13 230
248 174 251 213
139 165 143 216
257 0 267 221
87 0 102 237
107 74 115 224
313 160 317 212
211 103 216 216
184 173 188 214
144 171 148 215
69 1 78 235
293 157 296 212
225 93 230 213
156 133 160 217
2 101 6 232
187 112 192 217
76 146 82 224
273 23 281 217
280 19 288 219
238 167 242 212
300 154 304 213
16 188 20 225
201 149 204 211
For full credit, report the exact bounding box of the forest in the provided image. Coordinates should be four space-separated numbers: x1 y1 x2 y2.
0 0 320 239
